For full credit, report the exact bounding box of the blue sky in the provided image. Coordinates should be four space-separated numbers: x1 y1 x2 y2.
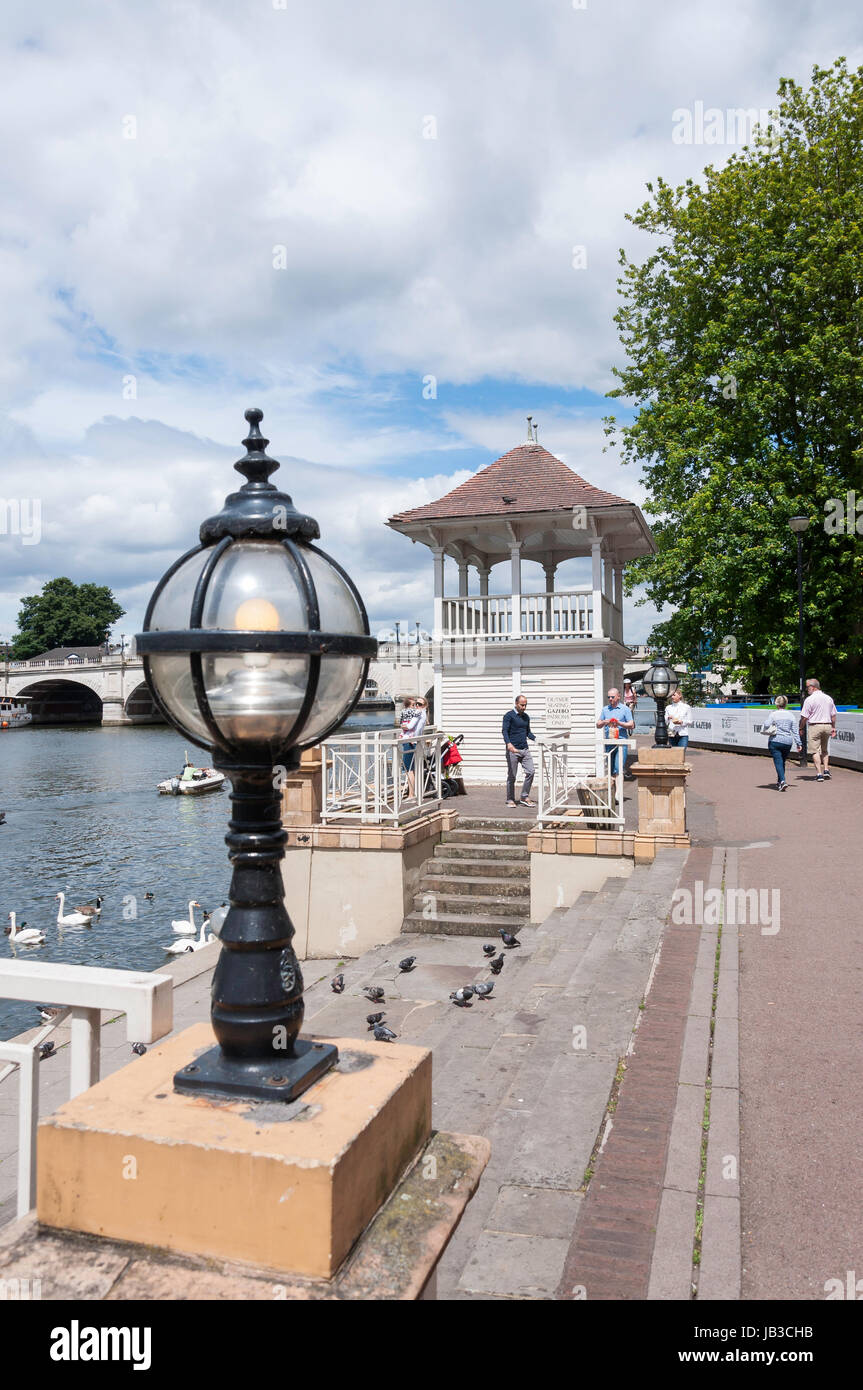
1 0 860 646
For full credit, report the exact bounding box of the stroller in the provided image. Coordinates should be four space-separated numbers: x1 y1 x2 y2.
439 733 467 798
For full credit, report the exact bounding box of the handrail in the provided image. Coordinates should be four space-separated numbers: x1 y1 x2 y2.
0 961 174 1217
321 729 445 825
536 736 629 828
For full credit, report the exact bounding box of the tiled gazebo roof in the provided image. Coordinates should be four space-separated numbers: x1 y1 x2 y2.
389 443 630 524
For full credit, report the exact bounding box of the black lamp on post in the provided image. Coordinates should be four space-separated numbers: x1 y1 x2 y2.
789 515 810 767
642 654 679 747
136 408 377 1104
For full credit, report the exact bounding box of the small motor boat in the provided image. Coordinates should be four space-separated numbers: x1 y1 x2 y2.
158 754 225 796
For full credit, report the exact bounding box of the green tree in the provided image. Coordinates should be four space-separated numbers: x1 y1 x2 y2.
607 58 863 702
11 578 125 659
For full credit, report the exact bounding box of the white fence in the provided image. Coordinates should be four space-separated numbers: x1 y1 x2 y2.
0 961 173 1218
536 737 630 828
687 706 863 768
321 729 446 825
441 589 595 640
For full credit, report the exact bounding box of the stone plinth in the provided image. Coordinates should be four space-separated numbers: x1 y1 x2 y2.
37 1023 433 1281
281 748 323 826
630 748 691 836
4 1130 488 1300
283 808 459 957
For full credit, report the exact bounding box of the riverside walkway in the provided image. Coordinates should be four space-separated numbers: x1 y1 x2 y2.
0 744 859 1300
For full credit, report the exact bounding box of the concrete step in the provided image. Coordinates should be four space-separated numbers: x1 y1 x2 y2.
419 872 531 897
435 842 530 862
402 910 526 937
426 855 529 879
454 817 533 832
414 892 529 919
443 827 531 846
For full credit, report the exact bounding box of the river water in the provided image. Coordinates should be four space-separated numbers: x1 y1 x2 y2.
0 702 656 1041
0 711 393 1041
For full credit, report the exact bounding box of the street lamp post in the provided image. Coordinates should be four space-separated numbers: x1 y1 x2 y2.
789 515 810 767
642 654 679 747
136 408 376 1104
394 621 401 662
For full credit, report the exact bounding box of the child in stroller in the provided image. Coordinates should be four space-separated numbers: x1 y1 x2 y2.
440 733 467 798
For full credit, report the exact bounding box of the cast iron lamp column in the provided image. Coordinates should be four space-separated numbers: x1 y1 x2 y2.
642 655 679 747
789 515 810 767
136 408 377 1103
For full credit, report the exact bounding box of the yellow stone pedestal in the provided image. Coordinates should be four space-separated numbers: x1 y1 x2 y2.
630 747 691 836
37 1024 431 1281
280 748 323 826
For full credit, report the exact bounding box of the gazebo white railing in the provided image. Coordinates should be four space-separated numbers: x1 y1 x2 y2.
536 736 629 828
0 961 173 1218
441 589 594 641
321 730 445 825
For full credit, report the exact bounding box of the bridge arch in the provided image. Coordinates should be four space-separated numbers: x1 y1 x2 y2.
17 678 103 725
124 680 162 724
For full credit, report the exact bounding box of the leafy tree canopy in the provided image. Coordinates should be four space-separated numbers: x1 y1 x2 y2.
607 58 863 702
11 578 125 660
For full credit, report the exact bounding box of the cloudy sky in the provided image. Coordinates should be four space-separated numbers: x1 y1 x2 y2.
1 0 860 646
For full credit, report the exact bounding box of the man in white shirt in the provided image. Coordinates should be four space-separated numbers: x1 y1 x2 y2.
667 689 693 749
799 678 838 781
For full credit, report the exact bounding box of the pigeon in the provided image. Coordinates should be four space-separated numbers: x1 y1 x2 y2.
363 986 385 1003
482 944 497 956
489 954 505 975
366 1012 386 1029
373 1023 398 1042
331 974 345 994
473 981 494 999
449 987 474 1007
499 929 521 948
131 1042 147 1056
38 1041 55 1060
398 956 417 973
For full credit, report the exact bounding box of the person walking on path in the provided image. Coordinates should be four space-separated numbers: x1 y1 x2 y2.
666 689 693 749
596 688 635 779
503 694 536 806
763 695 801 791
623 677 638 714
799 678 838 781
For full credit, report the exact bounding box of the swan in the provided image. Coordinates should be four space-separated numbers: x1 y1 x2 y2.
206 902 229 939
55 893 92 927
171 899 201 935
5 911 46 945
164 917 212 954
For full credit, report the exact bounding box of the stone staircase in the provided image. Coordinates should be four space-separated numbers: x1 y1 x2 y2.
403 816 531 936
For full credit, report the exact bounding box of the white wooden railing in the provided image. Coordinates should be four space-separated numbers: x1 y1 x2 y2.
321 730 445 825
536 737 630 828
441 590 595 640
0 961 173 1218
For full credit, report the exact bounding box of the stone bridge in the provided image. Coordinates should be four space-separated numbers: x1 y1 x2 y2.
2 645 435 727
1 653 156 725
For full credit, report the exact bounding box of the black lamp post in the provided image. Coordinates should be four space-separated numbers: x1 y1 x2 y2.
789 515 810 767
642 654 679 747
136 408 376 1103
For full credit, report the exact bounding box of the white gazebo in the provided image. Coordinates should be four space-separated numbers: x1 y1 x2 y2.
387 426 655 782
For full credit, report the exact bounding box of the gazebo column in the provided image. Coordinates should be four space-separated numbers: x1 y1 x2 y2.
477 567 490 639
543 559 556 635
613 562 624 642
591 539 603 639
509 541 522 639
432 547 445 640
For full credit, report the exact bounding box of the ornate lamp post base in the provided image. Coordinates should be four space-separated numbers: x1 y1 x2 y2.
174 1038 339 1104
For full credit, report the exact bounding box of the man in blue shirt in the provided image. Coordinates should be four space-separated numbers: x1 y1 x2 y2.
596 687 634 778
503 694 536 806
